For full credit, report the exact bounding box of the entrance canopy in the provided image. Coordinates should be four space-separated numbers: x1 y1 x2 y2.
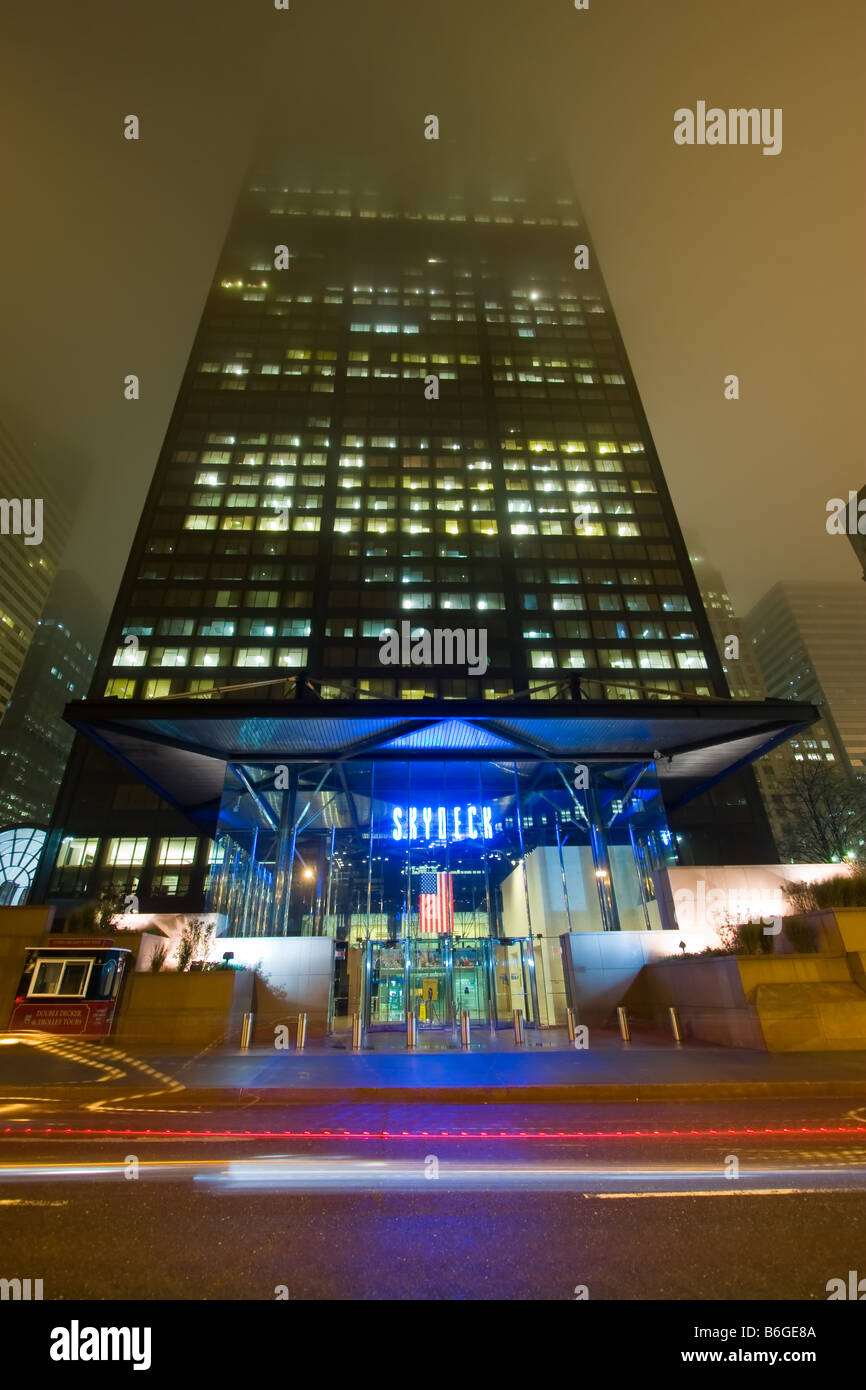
64 694 817 830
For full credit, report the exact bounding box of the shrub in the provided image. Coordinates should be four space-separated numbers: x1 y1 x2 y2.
149 943 168 973
718 920 773 955
784 869 866 913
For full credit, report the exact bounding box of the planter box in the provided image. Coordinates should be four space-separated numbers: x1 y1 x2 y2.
114 968 253 1045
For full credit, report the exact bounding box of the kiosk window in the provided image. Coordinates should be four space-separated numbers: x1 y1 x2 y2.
98 960 118 998
30 960 63 995
29 958 94 997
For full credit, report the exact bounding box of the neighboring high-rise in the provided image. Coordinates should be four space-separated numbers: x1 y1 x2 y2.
688 544 766 701
34 146 813 981
0 571 104 828
689 545 844 855
0 422 71 723
747 582 866 776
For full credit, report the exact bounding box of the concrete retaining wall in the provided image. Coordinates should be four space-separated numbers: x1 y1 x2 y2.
208 936 335 1044
0 906 55 1028
114 968 254 1045
560 926 722 1027
560 923 866 1050
643 954 866 1051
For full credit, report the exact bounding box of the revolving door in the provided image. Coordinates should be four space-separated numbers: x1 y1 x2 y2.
363 935 537 1031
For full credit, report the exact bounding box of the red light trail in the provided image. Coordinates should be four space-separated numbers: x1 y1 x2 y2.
2 1125 866 1141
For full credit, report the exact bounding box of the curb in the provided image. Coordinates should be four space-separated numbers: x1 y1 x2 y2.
3 1080 866 1106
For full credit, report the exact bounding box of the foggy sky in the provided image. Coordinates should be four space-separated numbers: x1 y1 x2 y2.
1 0 863 648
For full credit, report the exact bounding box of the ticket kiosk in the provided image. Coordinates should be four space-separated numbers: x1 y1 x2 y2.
8 937 131 1036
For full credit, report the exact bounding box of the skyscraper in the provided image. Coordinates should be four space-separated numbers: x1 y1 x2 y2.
34 147 814 1012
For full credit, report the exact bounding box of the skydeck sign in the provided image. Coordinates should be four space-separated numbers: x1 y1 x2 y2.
390 804 494 843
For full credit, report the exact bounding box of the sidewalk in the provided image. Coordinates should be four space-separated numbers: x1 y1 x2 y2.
2 1026 865 1102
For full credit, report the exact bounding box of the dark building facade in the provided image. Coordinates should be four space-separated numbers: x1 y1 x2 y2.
34 148 811 994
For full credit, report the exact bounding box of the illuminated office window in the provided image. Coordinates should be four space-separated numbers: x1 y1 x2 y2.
105 838 149 867
157 837 198 866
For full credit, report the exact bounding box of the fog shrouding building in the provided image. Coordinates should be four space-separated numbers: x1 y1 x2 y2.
689 545 843 856
33 147 815 1026
0 571 104 829
688 544 766 702
747 581 866 777
0 422 71 724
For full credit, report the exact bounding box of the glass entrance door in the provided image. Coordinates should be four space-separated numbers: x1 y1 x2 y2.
409 936 450 1026
368 942 406 1024
452 939 491 1023
491 940 535 1025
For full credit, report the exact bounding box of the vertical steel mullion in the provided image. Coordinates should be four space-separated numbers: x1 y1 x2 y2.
554 811 573 934
272 768 299 936
239 826 258 936
365 763 375 941
588 775 620 932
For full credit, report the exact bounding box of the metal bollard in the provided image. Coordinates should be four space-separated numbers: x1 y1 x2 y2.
460 1009 471 1049
566 1007 577 1043
240 1012 255 1051
668 1005 683 1044
406 1010 417 1050
513 1009 525 1045
351 1011 362 1051
616 1005 630 1043
296 1012 308 1051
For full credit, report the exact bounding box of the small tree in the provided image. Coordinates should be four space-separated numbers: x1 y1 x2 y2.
175 916 214 971
773 760 866 865
65 887 127 934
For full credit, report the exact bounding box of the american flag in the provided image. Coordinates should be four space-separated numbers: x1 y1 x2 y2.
418 871 454 934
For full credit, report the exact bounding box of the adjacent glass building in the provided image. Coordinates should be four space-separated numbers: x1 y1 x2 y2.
33 146 816 1025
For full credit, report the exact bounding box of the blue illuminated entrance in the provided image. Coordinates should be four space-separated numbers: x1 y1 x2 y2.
206 755 678 951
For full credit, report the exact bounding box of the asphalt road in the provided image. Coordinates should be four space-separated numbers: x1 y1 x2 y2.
1 1097 865 1300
